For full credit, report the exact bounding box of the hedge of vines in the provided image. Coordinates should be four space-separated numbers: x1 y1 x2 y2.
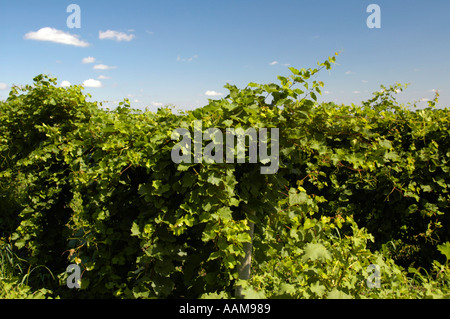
1 54 449 298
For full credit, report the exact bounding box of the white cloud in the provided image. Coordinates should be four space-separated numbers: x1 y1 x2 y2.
419 98 430 102
0 83 8 90
98 75 111 80
346 71 354 75
24 27 89 47
362 80 369 83
93 64 116 70
324 91 331 94
82 56 96 64
205 90 223 96
152 101 163 107
145 30 154 35
83 79 102 88
99 30 135 42
60 80 71 87
269 61 279 66
352 91 360 94
177 54 199 62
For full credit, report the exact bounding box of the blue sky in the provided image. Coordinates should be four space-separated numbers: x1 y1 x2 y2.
0 0 449 111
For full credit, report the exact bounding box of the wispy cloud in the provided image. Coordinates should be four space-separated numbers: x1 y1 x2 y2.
0 83 8 90
60 80 71 87
98 75 111 80
83 79 102 88
177 54 199 62
346 71 354 75
99 30 135 42
82 56 96 64
352 90 360 94
269 61 279 66
24 27 89 47
361 80 369 83
205 90 223 96
152 101 163 107
93 64 117 70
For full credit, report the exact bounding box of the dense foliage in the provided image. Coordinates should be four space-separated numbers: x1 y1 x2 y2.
1 54 449 298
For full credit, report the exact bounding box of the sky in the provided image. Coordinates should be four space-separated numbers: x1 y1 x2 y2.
0 0 449 111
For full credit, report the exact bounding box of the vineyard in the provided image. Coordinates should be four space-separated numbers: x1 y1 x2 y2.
1 54 449 299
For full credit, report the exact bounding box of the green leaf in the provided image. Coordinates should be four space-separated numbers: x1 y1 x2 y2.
384 151 401 162
14 239 27 249
200 291 230 299
326 288 352 299
379 139 393 149
277 283 296 297
241 286 266 299
289 189 308 206
288 67 300 75
208 251 221 261
222 119 233 126
177 163 191 171
130 222 140 237
247 82 260 88
181 172 196 188
207 175 222 186
236 232 252 243
310 282 327 297
152 180 171 194
301 243 331 262
303 219 316 230
437 242 450 260
216 207 232 220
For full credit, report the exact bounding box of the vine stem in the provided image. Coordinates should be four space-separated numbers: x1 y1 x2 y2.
235 210 256 298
